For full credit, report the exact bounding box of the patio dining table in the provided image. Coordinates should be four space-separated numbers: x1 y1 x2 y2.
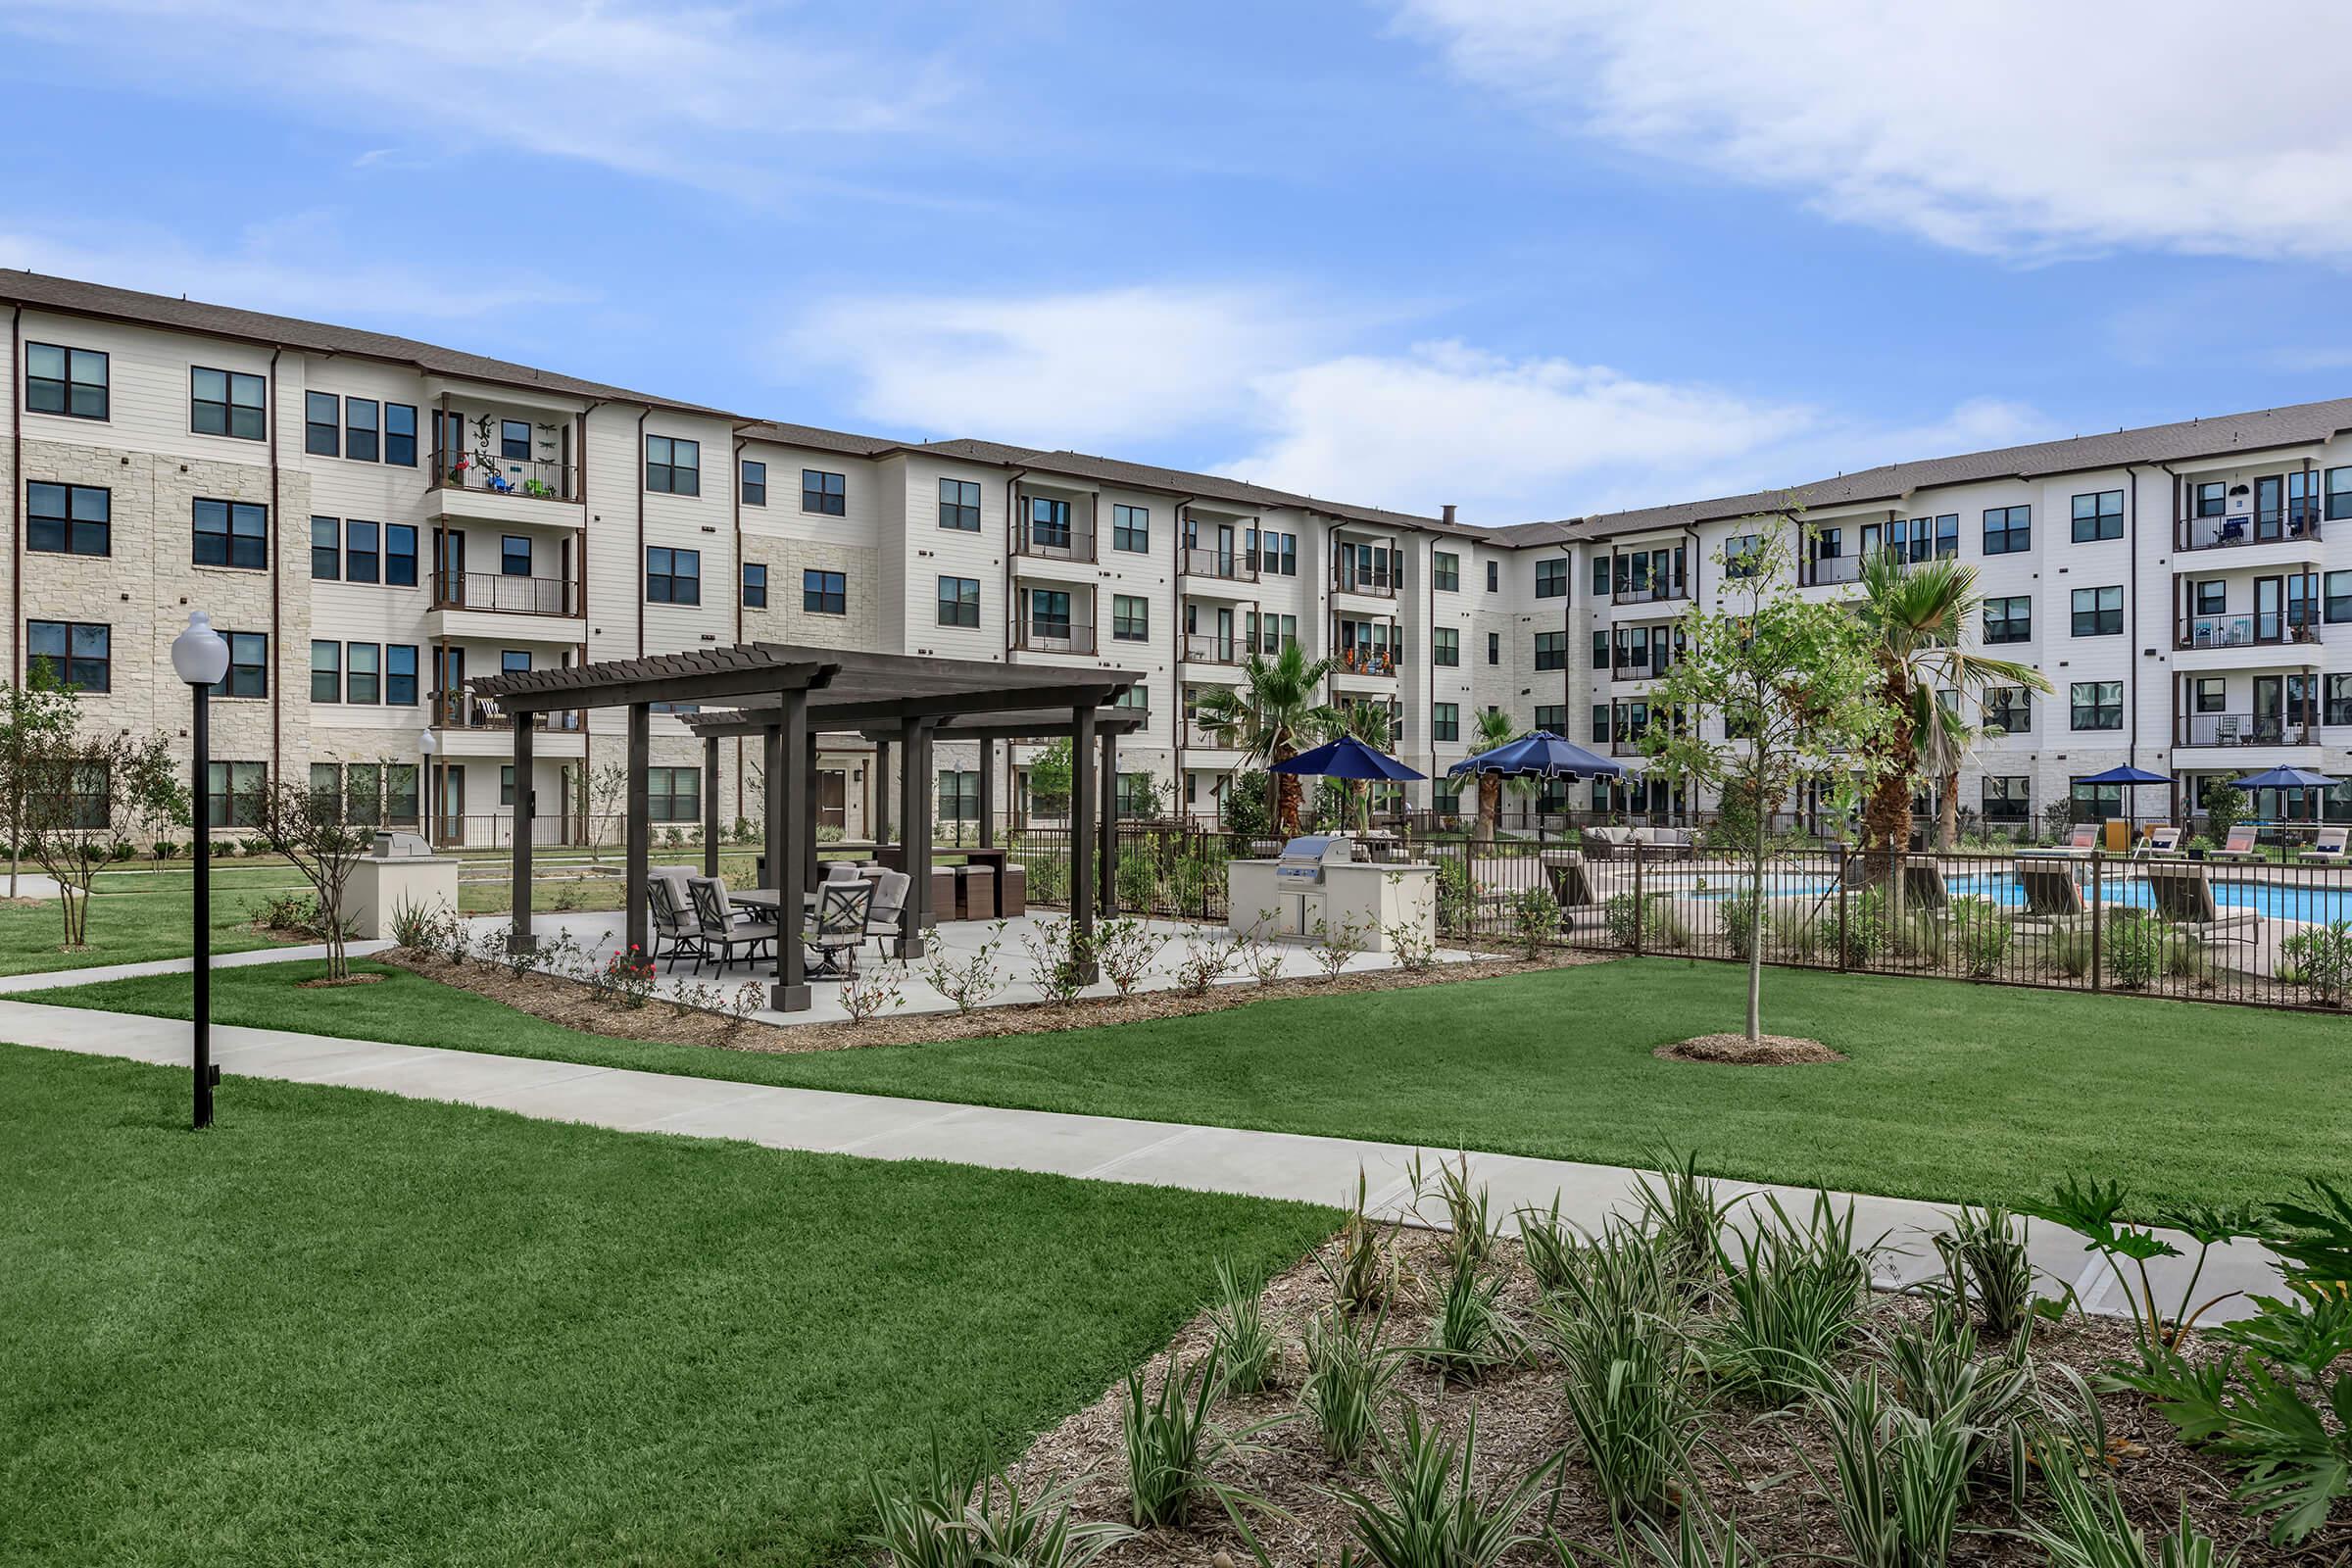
726 887 819 917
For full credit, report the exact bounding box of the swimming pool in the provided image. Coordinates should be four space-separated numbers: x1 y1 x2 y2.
1676 871 2352 924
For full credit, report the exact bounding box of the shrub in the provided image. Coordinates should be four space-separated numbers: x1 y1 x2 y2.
388 896 440 955
1636 1148 1735 1295
839 963 906 1025
1410 1254 1526 1384
867 1445 1130 1568
2278 920 2352 1005
1207 1256 1278 1396
1019 917 1093 1004
1721 891 1759 961
1770 906 1824 963
2023 1425 2230 1568
1542 1217 1697 1518
1838 886 1889 966
1945 895 2012 979
1170 932 1239 996
1797 1367 1976 1568
1412 1152 1498 1273
252 889 322 935
921 922 1007 1014
149 840 179 861
1934 1205 2035 1339
1706 1193 1872 1404
1433 858 1476 936
1334 1405 1555 1568
1092 916 1166 997
1114 847 1159 913
590 947 656 1007
1310 912 1365 982
2103 909 2173 990
1120 1347 1271 1538
1508 887 1559 959
1298 1304 1396 1463
1320 1169 1396 1314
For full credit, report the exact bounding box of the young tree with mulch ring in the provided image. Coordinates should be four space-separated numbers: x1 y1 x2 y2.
245 767 384 981
19 722 184 950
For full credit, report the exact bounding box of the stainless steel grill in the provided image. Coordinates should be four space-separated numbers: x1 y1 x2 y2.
1275 834 1352 885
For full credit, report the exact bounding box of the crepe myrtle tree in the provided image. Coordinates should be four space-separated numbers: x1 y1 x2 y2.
0 661 81 898
1643 518 1890 1047
19 722 185 950
244 765 389 981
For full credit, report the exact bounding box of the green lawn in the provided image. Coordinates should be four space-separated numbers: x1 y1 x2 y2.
0 879 296 978
27 956 2352 1220
0 1043 1334 1567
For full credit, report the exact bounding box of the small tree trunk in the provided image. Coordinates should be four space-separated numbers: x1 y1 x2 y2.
1747 777 1768 1046
1937 770 1960 851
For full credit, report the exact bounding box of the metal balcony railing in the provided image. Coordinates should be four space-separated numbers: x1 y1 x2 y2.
2177 613 2321 650
1334 645 1398 676
1180 545 1257 582
1181 632 1244 664
431 442 576 503
1012 520 1096 563
1013 619 1097 655
432 570 580 617
431 691 585 731
1331 564 1398 598
1801 554 1861 586
2176 511 2322 551
1610 657 1674 682
2176 711 2316 747
1611 577 1690 604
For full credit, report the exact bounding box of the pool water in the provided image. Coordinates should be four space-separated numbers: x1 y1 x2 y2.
1680 871 2352 925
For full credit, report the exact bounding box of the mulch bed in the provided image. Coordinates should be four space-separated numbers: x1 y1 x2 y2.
376 942 1609 1055
296 973 385 989
1656 1032 1844 1065
999 1226 2342 1568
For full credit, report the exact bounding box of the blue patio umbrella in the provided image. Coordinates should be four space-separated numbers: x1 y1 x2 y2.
1268 733 1426 782
2077 765 2171 786
1446 730 1626 780
2229 765 2340 791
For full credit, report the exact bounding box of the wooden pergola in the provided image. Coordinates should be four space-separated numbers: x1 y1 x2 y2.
471 645 1143 1011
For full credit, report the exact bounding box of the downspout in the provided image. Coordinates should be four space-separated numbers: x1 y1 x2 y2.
2125 465 2138 776
1168 494 1196 822
1322 516 1344 708
1427 536 1439 794
1003 466 1027 662
576 400 601 842
733 430 747 827
8 305 20 682
268 346 283 788
634 408 649 658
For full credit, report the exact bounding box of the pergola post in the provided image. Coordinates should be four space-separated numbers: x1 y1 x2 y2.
509 711 536 953
701 732 721 878
976 736 997 849
761 724 784 892
770 687 810 1012
1070 703 1100 982
803 730 821 892
895 718 928 959
874 738 892 844
623 702 651 959
1098 724 1118 917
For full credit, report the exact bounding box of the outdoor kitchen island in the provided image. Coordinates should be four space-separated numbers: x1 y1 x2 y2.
1226 834 1438 954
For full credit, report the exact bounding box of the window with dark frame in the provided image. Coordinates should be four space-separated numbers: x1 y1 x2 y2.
741 563 767 608
207 760 266 829
1982 505 2030 555
1487 631 1499 664
501 536 531 576
500 420 531 461
645 435 701 495
311 641 340 704
1535 630 1567 670
2071 584 2123 636
2069 680 2123 731
938 478 981 530
311 516 339 580
1433 627 1459 666
740 460 766 507
802 468 847 515
802 568 846 614
2071 780 2125 822
2195 579 2227 615
385 403 417 466
191 366 267 440
645 546 702 604
1433 552 1459 591
215 632 269 699
1984 595 2030 644
25 342 108 419
26 620 110 692
646 766 701 824
1111 504 1150 553
2071 489 2124 542
26 482 108 556
2327 570 2352 623
1112 594 1148 641
937 575 981 627
1534 558 1567 599
1982 777 2031 823
346 398 379 462
2193 677 2227 713
1432 702 1459 743
387 524 417 587
192 498 268 569
305 391 339 456
346 520 380 584
1486 560 1499 592
348 643 380 705
2325 467 2352 522
1984 687 2031 733
387 645 418 706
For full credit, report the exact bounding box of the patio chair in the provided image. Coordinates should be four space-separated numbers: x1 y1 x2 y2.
2297 825 2349 864
1544 858 1599 914
2014 858 2085 920
804 879 873 979
2133 825 2182 858
2144 865 2259 942
862 867 911 954
686 874 776 972
644 875 704 971
2209 825 2262 862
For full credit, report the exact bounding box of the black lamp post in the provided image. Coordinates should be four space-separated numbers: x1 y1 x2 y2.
172 611 229 1131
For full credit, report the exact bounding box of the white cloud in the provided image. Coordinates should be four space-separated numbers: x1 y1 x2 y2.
1391 0 2352 263
786 283 2047 522
0 216 592 321
0 1 957 193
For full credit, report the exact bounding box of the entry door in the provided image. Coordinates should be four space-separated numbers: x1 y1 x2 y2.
431 766 466 842
433 646 466 725
1215 522 1236 573
432 528 466 604
1214 607 1234 662
2256 476 2284 541
2254 675 2284 743
817 769 847 831
2255 576 2283 642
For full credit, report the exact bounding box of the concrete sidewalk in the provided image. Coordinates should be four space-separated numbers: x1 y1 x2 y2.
0 939 394 996
0 995 2288 1320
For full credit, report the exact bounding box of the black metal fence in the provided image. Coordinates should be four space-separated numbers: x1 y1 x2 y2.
1004 821 2352 1014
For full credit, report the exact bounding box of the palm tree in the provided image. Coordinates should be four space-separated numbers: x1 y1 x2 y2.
1464 707 1521 843
1193 642 1338 837
1326 700 1395 832
1855 553 2050 857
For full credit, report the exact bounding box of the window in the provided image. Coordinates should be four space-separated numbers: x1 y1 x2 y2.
1486 632 1500 665
2194 481 2227 518
386 525 417 587
26 620 109 692
938 478 981 531
2071 489 2124 542
645 546 701 604
2071 780 2125 823
1433 552 1459 591
1984 595 2031 644
490 535 526 577
2326 570 2352 623
192 498 268 569
305 391 339 456
2070 680 2123 731
310 516 339 580
1249 528 1297 575
500 766 516 808
741 563 767 609
1535 558 1567 599
1982 777 2031 823
1486 560 1499 592
1433 627 1459 666
1113 683 1149 712
310 642 340 704
802 468 846 514
1592 556 1611 598
647 766 701 824
2193 677 2227 713
2324 466 2352 522
2072 585 2123 637
1591 705 1610 743
207 632 268 699
385 404 417 466
346 520 379 584
345 398 379 462
387 645 417 706
1534 631 1567 670
1984 687 2031 733
26 482 108 556
2195 579 2227 616
1115 773 1157 818
25 342 107 419
39 759 105 833
937 770 979 823
1432 703 1459 743
498 420 530 462
739 460 766 507
802 568 846 614
2329 674 2352 727
1984 505 2030 555
191 366 266 440
1724 534 1763 578
500 650 530 681
207 761 266 829
348 643 381 705
1533 704 1566 733
1111 594 1148 641
1102 503 1148 553
937 575 980 627
1934 514 1959 558
645 435 700 495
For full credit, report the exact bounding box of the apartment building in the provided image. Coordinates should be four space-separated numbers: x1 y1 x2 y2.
6 270 2351 846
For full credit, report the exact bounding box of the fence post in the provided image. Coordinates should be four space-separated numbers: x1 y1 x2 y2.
1631 841 1646 956
2088 849 2103 992
1837 843 1850 971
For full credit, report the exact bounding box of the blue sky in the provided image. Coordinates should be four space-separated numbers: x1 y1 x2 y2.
4 1 2349 524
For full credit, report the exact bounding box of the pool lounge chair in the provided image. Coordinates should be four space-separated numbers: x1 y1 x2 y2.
2296 825 2348 864
2014 859 2086 920
1545 858 1599 917
2143 865 2260 942
2133 825 2182 858
1900 860 1950 911
2208 825 2262 862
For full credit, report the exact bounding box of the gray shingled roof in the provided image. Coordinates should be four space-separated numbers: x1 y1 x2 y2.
0 270 737 416
1505 396 2352 547
735 418 906 458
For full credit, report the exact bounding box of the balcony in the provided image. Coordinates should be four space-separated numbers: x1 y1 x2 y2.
1013 618 1097 655
1799 553 1861 586
2176 512 2323 553
432 690 585 733
1180 545 1257 584
1012 518 1096 564
1331 563 1398 599
433 570 580 618
1611 577 1690 606
1611 658 1675 682
2175 614 2322 653
426 430 581 527
2176 711 2318 748
1183 721 1240 750
1609 731 1655 758
1181 631 1245 665
1333 645 1398 678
